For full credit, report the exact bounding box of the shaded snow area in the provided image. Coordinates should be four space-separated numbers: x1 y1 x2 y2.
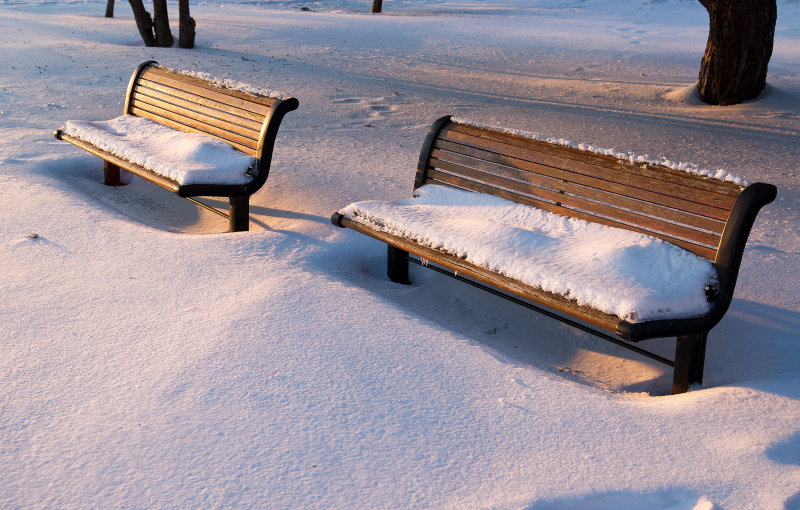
63 115 257 185
341 184 717 321
2 0 800 508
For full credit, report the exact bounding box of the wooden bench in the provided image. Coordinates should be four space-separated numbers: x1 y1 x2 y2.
55 60 298 231
331 115 777 394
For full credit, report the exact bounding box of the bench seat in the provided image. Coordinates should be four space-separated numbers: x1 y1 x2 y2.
338 183 718 323
62 115 257 186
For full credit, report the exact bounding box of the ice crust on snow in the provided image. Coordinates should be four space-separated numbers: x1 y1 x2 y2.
451 117 750 186
340 184 718 322
62 115 257 186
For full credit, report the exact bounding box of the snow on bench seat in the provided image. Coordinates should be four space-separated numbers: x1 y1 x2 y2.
339 184 718 323
62 115 257 186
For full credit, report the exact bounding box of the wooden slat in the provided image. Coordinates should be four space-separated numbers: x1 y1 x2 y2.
449 123 742 197
131 93 262 141
433 138 732 224
440 127 739 212
425 169 718 260
136 77 267 124
338 215 624 332
130 100 258 150
132 82 265 131
146 66 278 105
439 127 740 211
138 67 274 116
430 145 727 234
428 157 722 247
129 104 258 155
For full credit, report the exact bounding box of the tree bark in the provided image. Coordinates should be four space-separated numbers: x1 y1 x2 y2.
153 0 175 48
697 0 777 105
128 0 156 47
105 0 114 17
178 0 196 49
152 0 174 47
371 0 382 13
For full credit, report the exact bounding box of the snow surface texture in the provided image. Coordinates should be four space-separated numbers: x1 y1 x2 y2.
2 0 800 508
341 184 717 321
451 117 749 185
62 115 257 185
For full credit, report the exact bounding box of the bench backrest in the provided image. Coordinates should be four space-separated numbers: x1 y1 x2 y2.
123 61 298 172
415 117 749 262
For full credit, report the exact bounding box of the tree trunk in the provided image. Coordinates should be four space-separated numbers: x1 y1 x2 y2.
178 0 196 49
152 0 174 47
128 0 156 47
105 0 114 17
372 0 382 13
697 0 777 105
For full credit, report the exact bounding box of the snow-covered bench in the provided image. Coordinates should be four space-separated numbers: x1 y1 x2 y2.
55 60 298 231
331 116 777 394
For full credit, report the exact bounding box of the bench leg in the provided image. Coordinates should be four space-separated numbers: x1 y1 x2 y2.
387 245 410 284
229 196 250 232
104 161 124 186
672 332 708 394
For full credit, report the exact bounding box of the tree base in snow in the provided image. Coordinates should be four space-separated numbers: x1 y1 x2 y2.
697 0 776 106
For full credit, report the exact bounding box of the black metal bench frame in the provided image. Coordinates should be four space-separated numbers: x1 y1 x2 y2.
55 60 298 231
332 115 777 394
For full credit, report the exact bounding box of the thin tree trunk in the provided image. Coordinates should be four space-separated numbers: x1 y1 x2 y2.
105 0 114 17
372 0 382 13
697 0 776 105
178 0 196 49
128 0 156 47
152 0 174 47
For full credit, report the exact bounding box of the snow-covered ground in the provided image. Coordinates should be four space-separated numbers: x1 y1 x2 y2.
1 0 799 508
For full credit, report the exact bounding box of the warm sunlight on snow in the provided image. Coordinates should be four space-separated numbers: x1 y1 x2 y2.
1 0 799 508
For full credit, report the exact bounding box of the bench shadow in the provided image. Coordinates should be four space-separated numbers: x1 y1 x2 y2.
317 238 670 395
766 432 800 467
322 235 800 397
765 433 800 510
693 300 800 399
248 205 330 229
40 155 211 232
41 155 330 235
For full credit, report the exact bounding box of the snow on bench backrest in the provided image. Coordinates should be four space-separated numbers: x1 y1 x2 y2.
125 62 283 158
416 116 746 261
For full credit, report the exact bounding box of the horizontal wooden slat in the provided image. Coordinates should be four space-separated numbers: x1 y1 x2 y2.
431 145 727 235
440 128 739 213
144 66 277 105
131 91 262 141
133 82 265 130
440 126 740 212
129 104 258 155
338 215 624 331
130 99 258 150
425 169 718 260
433 138 731 225
138 67 274 116
449 123 742 198
428 157 722 247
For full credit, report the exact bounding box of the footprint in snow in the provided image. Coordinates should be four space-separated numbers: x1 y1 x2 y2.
332 95 402 127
